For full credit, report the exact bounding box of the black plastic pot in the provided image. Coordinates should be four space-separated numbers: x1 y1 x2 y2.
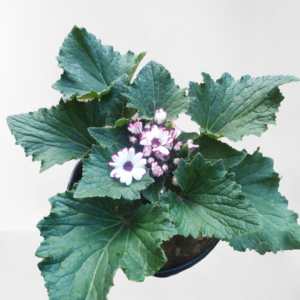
67 160 220 278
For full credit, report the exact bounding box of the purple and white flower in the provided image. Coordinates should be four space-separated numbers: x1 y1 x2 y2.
140 125 173 155
154 108 167 125
129 136 138 145
170 127 181 140
148 157 155 164
162 164 168 172
173 141 183 151
144 122 151 130
143 145 152 157
154 150 166 161
108 148 146 186
173 158 180 165
151 162 164 177
186 139 199 152
128 121 143 135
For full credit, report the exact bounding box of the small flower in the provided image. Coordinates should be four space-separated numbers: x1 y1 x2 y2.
148 157 155 164
129 136 138 145
128 121 143 135
154 150 166 161
154 108 168 125
164 137 174 150
139 131 148 141
172 176 179 186
144 122 151 130
152 162 164 177
108 148 146 186
140 125 173 155
173 141 183 151
173 158 180 165
143 145 152 157
170 127 181 140
186 139 199 152
162 164 168 172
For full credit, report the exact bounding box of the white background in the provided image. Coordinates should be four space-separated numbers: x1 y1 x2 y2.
1 0 300 299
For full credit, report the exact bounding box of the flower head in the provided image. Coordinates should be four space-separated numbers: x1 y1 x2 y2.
140 125 172 155
144 122 151 130
162 164 168 172
154 150 166 161
148 157 155 164
173 158 180 165
186 139 199 152
143 145 152 157
151 162 164 177
154 108 167 125
170 127 181 140
129 136 138 145
108 148 146 186
172 176 179 186
128 121 143 135
173 141 183 151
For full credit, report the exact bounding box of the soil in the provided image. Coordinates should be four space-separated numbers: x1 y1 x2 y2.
160 234 212 269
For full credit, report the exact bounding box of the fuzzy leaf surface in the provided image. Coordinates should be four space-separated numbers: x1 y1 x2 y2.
98 75 137 126
52 26 145 100
191 135 247 170
228 151 300 254
160 154 262 239
74 145 154 200
7 99 105 172
177 132 200 144
141 177 165 204
188 73 299 141
36 190 175 300
124 61 194 120
88 126 130 149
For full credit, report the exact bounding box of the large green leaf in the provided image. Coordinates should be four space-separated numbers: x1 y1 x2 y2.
7 99 105 172
188 73 299 141
227 150 300 254
52 26 146 100
74 145 154 200
124 61 194 120
88 126 130 149
36 190 176 300
98 75 137 126
191 135 247 170
160 153 262 239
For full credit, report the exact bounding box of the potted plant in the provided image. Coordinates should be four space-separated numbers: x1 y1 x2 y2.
7 26 300 300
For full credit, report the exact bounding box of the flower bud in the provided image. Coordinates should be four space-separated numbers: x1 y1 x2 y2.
154 150 166 161
173 158 180 165
143 145 152 157
165 137 174 150
128 121 143 134
154 108 167 125
162 164 168 172
151 162 164 177
170 127 181 139
144 122 151 130
186 139 199 152
129 136 138 145
172 176 178 186
173 141 183 151
148 157 155 164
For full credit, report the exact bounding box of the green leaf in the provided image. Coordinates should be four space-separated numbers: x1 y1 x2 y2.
160 153 262 239
141 177 165 204
177 132 200 144
115 118 130 127
191 135 247 170
188 73 299 141
98 75 137 126
124 61 194 120
88 126 130 149
178 144 189 158
227 150 300 254
36 190 176 300
52 26 146 100
74 145 154 200
7 99 105 172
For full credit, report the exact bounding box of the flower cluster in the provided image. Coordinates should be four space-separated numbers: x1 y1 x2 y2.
108 108 199 185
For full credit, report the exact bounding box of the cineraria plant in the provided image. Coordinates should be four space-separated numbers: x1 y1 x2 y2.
7 25 300 300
